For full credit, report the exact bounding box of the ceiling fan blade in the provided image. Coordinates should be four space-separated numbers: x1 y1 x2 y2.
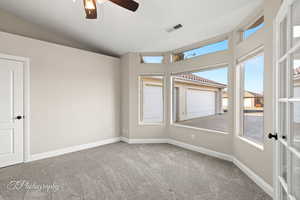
83 0 98 19
109 0 139 12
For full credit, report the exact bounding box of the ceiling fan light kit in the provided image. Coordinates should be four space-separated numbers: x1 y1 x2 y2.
83 0 139 19
83 0 97 19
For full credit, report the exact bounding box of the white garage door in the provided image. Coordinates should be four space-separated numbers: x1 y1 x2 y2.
143 85 163 123
186 89 215 119
244 98 252 108
294 87 300 123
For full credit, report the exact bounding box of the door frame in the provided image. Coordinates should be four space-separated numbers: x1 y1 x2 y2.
273 0 300 199
0 53 30 163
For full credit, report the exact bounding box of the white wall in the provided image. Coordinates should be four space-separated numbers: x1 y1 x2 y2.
0 31 120 155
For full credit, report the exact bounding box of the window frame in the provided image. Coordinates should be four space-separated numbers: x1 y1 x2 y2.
140 55 165 64
172 39 229 62
169 63 230 134
240 15 265 41
138 74 166 126
236 49 265 149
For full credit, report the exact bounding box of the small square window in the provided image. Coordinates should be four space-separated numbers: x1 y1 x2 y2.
141 56 164 64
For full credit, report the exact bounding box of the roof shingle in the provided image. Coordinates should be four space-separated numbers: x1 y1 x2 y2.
175 74 226 88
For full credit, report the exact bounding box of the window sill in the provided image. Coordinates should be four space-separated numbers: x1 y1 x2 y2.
138 122 165 127
237 136 264 151
170 123 230 135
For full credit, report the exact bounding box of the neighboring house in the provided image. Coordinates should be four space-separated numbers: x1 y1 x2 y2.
141 74 266 123
173 74 227 121
223 91 264 112
140 74 227 122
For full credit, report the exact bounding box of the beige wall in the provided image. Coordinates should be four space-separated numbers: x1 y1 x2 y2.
0 31 120 154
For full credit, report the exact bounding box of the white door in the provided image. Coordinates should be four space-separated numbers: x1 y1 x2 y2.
274 1 300 199
0 58 24 168
186 89 215 119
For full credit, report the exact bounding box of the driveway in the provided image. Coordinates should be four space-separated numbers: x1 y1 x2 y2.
176 113 300 145
176 113 264 143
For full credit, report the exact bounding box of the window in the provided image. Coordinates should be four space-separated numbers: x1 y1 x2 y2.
243 16 264 40
171 66 229 133
141 56 164 64
173 40 229 62
139 75 164 124
239 54 264 144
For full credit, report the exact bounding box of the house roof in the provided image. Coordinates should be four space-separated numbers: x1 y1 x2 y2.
247 91 263 97
175 74 227 88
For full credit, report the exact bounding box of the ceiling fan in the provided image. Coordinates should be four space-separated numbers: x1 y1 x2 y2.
83 0 139 19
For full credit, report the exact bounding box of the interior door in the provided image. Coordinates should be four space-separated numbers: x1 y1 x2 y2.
274 0 300 199
0 58 24 168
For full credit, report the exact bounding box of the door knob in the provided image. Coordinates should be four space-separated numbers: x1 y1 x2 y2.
268 133 278 140
15 116 24 120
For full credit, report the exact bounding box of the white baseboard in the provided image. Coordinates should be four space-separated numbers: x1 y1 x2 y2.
120 137 130 143
29 137 120 162
233 158 273 198
121 137 168 144
168 139 233 162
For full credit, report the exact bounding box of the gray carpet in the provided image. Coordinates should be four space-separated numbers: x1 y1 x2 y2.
0 142 272 200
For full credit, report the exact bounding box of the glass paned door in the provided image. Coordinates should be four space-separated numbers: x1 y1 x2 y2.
275 0 300 200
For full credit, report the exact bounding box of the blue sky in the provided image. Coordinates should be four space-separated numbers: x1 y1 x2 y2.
193 55 264 94
243 23 264 39
142 56 164 63
184 40 228 59
244 55 264 94
194 67 228 85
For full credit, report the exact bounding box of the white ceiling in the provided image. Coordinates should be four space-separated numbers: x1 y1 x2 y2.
0 0 263 56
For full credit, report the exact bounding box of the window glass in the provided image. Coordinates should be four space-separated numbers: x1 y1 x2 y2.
172 66 229 132
139 75 164 124
141 56 164 64
243 16 264 40
242 54 264 144
292 0 300 46
173 40 228 62
291 49 300 98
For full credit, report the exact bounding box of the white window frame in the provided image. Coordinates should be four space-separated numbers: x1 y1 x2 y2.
240 15 265 41
236 47 265 150
172 39 229 62
140 54 166 64
138 74 166 126
169 64 230 135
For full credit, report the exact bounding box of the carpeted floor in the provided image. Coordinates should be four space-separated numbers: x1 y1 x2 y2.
0 142 272 200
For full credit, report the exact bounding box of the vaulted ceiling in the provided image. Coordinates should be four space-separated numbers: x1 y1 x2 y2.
0 0 263 57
